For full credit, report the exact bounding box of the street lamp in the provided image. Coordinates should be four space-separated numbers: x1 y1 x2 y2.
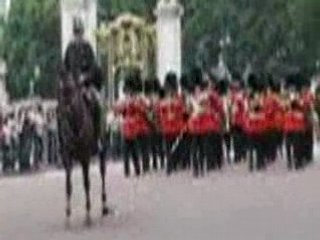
29 65 40 98
218 33 232 80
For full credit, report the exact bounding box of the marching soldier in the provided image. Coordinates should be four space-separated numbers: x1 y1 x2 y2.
114 76 141 177
144 78 164 171
158 72 187 175
283 100 306 170
216 80 231 164
135 77 151 174
245 74 268 171
262 77 283 164
244 94 268 171
179 74 193 170
204 80 224 171
19 112 34 173
188 74 207 177
229 76 247 164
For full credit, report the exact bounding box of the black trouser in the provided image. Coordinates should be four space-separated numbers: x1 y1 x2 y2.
205 133 223 171
248 134 266 171
264 130 278 164
34 135 43 169
149 132 165 170
19 135 32 173
166 137 182 175
137 135 150 173
286 132 304 170
48 130 58 165
2 144 14 173
191 135 206 177
123 138 140 177
232 127 246 163
178 134 192 170
302 128 313 165
223 132 231 163
275 130 284 160
112 132 123 160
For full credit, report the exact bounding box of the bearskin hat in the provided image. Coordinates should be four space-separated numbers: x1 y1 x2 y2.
164 72 178 92
247 73 258 91
216 79 229 95
285 72 306 91
189 67 206 92
190 67 203 85
134 76 143 93
123 76 135 94
159 87 166 99
144 79 153 95
271 81 281 93
145 77 161 95
152 77 161 94
123 68 141 94
180 74 193 93
248 73 266 93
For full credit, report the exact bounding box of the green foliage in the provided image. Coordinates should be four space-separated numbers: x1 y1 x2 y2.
1 0 60 100
2 0 320 99
100 0 320 75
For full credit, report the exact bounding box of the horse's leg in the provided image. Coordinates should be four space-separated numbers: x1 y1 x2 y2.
81 158 91 216
99 148 110 216
65 160 73 218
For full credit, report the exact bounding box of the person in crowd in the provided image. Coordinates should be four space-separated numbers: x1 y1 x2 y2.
47 110 59 166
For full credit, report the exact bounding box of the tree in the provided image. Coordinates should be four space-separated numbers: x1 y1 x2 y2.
2 0 319 100
1 0 60 99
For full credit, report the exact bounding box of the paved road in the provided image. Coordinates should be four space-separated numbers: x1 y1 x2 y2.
1 158 320 240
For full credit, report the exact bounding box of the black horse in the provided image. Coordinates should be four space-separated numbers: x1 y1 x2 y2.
57 70 110 221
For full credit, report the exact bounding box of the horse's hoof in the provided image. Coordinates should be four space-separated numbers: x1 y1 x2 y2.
85 213 92 227
66 208 71 218
102 207 112 216
86 202 91 213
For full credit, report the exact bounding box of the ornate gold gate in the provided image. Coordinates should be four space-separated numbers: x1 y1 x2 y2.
97 13 156 105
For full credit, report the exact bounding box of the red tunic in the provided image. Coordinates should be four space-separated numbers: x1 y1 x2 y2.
188 91 222 135
264 94 285 131
273 108 285 131
158 95 186 139
244 111 267 136
230 92 247 129
209 90 224 119
301 91 315 111
134 96 151 136
114 97 150 140
283 110 306 133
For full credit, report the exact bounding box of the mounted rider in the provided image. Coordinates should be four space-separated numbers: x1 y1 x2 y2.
63 17 103 146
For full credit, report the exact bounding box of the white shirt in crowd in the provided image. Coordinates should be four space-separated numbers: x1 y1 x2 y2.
2 123 11 146
30 111 45 136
